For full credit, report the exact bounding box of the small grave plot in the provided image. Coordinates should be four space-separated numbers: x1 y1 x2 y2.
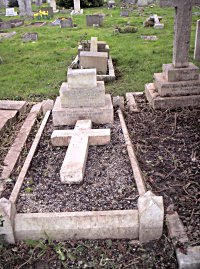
16 112 138 213
124 94 200 246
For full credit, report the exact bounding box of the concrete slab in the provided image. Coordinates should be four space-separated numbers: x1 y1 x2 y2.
14 210 139 241
52 94 114 126
0 110 17 136
0 100 27 114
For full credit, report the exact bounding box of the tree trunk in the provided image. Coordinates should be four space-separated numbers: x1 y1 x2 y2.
25 0 32 16
17 0 26 16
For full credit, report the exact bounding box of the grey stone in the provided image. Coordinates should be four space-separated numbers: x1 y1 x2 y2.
120 9 129 17
176 246 200 269
194 20 200 61
113 96 124 110
41 7 53 17
86 14 104 27
74 0 80 12
23 32 38 42
67 68 97 89
60 18 73 28
80 51 108 74
42 99 54 115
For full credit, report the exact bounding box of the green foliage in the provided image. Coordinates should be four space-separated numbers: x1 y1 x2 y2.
8 0 19 7
56 0 104 9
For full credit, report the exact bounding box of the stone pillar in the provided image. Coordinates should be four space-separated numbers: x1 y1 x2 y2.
50 0 57 12
0 198 16 244
194 20 200 61
138 191 164 243
74 0 80 12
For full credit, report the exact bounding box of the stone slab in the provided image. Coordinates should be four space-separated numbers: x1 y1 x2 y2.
0 110 17 136
162 63 199 82
1 103 42 181
97 57 115 82
145 83 200 110
60 81 105 108
67 68 97 89
51 129 111 146
126 92 139 112
80 51 108 74
90 37 98 52
9 111 51 204
154 73 200 97
194 20 200 61
86 14 104 27
42 99 54 115
52 95 114 126
14 210 139 241
138 191 164 243
0 100 27 114
176 246 200 269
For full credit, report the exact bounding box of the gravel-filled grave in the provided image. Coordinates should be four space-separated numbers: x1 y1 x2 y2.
124 94 200 246
16 112 138 213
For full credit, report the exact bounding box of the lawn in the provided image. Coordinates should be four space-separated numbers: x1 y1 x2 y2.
0 3 200 100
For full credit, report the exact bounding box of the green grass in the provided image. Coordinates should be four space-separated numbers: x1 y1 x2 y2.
0 4 200 100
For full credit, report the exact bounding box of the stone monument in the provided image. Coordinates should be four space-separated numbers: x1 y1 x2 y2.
50 0 59 13
71 0 83 15
52 68 113 126
145 0 200 110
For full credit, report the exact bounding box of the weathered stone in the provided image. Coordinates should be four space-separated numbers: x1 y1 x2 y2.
145 83 200 110
138 191 164 243
154 73 200 97
126 92 138 112
23 32 38 42
86 14 104 27
41 7 53 17
67 68 97 89
60 18 73 28
0 110 17 136
153 14 164 29
176 246 200 269
52 95 114 126
0 100 27 113
194 20 200 61
60 81 105 107
51 119 110 184
0 198 16 244
42 99 54 115
112 96 124 110
15 210 139 241
90 37 98 52
74 0 80 12
163 63 199 82
120 9 129 17
80 51 108 74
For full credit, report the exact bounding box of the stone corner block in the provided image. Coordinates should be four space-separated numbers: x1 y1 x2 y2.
138 191 164 243
67 68 97 89
176 246 200 269
0 197 16 244
42 99 54 115
112 96 124 110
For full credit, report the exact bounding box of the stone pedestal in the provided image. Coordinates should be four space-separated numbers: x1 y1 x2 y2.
52 68 114 126
145 63 200 110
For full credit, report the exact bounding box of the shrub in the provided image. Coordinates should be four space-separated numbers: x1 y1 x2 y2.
8 0 19 7
56 0 104 9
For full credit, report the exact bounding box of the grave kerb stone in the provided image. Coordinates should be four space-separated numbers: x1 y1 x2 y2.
51 119 111 184
74 0 80 12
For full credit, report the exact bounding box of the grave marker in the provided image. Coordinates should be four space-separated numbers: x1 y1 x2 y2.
51 119 110 184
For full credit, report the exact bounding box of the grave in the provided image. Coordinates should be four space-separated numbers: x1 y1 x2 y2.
50 0 58 13
79 37 108 74
52 68 114 126
5 7 17 16
41 7 53 17
71 0 83 15
22 32 38 42
120 9 129 17
51 119 111 184
29 21 47 27
0 31 16 40
0 19 24 29
60 18 73 28
144 14 164 29
108 0 115 9
145 0 200 110
86 14 104 27
194 20 200 61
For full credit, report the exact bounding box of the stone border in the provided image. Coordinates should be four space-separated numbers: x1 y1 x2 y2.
125 92 143 112
0 109 164 244
97 57 115 82
166 212 200 269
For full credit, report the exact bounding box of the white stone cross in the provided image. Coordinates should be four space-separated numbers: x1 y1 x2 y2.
51 119 111 184
74 0 80 12
160 0 199 68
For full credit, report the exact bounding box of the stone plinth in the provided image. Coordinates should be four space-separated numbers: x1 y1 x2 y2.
80 51 108 74
52 95 114 126
60 81 105 107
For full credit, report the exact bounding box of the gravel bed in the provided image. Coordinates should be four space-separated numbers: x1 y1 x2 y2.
16 112 138 213
124 94 200 246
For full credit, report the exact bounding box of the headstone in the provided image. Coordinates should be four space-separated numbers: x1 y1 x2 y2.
22 33 38 42
60 18 73 28
51 119 110 184
194 20 200 61
41 7 53 17
145 0 200 110
120 9 129 17
71 0 83 15
50 0 58 13
108 0 115 8
79 37 108 74
86 14 104 27
153 14 164 29
5 8 17 16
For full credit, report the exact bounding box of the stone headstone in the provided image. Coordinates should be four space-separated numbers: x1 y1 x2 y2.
41 7 53 17
50 0 58 13
194 20 200 61
86 14 104 27
120 9 129 17
153 14 164 29
22 32 38 42
5 7 17 16
60 18 73 28
108 0 115 8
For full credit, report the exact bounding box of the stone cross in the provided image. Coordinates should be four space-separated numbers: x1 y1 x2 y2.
160 0 199 68
74 0 80 12
51 120 110 184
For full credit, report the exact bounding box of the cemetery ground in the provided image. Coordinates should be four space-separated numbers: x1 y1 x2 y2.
0 3 200 269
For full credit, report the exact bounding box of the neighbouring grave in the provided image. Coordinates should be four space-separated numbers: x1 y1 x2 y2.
71 0 83 15
144 14 164 29
0 31 16 40
52 68 114 126
120 9 129 17
5 7 17 16
60 18 73 28
194 19 200 61
41 7 53 17
50 0 58 13
76 36 115 81
22 32 38 42
0 19 24 29
86 14 104 27
108 0 115 9
51 119 110 184
29 21 47 27
145 0 200 109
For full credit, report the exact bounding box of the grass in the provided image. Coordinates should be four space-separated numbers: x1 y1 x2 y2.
0 4 200 100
